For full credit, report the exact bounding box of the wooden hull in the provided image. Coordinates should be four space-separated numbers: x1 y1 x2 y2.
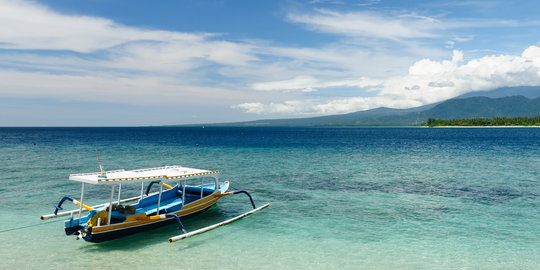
81 204 213 242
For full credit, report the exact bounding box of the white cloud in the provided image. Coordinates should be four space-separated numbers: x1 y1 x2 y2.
0 0 200 53
0 69 252 106
0 0 265 108
287 8 540 44
288 9 440 40
234 96 421 115
236 46 540 115
252 76 319 92
440 1 498 8
103 39 257 74
453 35 475 42
428 81 455 87
234 98 369 115
251 75 381 92
0 0 257 74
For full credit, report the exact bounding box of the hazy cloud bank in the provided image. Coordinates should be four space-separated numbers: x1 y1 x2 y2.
236 46 540 114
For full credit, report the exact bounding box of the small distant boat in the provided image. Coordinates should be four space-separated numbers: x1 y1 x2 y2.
41 165 269 243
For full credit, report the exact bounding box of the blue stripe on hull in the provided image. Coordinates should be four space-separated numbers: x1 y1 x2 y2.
83 205 213 243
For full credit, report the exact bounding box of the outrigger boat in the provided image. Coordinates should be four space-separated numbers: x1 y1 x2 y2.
41 165 269 243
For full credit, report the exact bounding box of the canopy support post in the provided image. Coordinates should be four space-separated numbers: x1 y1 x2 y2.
117 183 122 205
78 183 85 219
156 181 163 214
140 181 144 198
181 180 186 208
108 184 115 225
200 178 204 198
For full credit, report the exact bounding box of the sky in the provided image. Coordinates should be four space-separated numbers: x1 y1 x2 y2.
1 0 540 126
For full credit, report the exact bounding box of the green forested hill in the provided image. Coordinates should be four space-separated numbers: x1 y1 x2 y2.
419 96 540 119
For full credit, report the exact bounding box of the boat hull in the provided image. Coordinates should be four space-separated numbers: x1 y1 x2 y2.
82 204 213 243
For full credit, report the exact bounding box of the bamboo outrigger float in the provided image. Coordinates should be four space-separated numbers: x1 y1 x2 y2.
41 165 269 243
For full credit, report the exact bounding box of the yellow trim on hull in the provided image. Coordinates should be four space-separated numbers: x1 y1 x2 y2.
90 192 227 234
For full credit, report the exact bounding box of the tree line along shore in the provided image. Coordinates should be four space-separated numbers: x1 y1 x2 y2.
423 116 540 127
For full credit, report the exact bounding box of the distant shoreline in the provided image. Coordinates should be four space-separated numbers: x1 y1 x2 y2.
423 125 540 128
1 125 540 128
423 116 540 127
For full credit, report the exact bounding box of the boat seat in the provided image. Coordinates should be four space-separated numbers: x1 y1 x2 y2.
138 186 180 208
143 197 184 215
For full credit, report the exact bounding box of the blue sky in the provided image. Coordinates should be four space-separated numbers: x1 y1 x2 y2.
1 0 540 126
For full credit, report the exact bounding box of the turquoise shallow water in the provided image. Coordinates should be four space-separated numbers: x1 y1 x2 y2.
0 127 539 269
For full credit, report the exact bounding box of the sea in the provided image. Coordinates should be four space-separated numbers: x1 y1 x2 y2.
0 127 538 270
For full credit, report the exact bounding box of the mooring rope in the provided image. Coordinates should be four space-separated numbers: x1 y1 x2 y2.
0 219 63 234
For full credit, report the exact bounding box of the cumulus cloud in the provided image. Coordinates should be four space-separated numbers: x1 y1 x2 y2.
236 46 540 115
381 46 540 103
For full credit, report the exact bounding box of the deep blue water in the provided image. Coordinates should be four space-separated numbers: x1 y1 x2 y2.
2 126 539 154
0 127 539 269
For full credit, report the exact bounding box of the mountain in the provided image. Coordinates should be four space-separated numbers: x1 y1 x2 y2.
221 105 434 127
420 96 540 119
198 86 540 126
455 86 540 99
381 96 540 125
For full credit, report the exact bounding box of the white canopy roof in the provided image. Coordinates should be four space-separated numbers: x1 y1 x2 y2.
69 165 219 185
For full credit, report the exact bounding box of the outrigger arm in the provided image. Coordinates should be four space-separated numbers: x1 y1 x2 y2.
168 189 269 243
41 194 144 220
54 196 94 215
225 190 257 209
145 180 174 196
165 214 187 234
